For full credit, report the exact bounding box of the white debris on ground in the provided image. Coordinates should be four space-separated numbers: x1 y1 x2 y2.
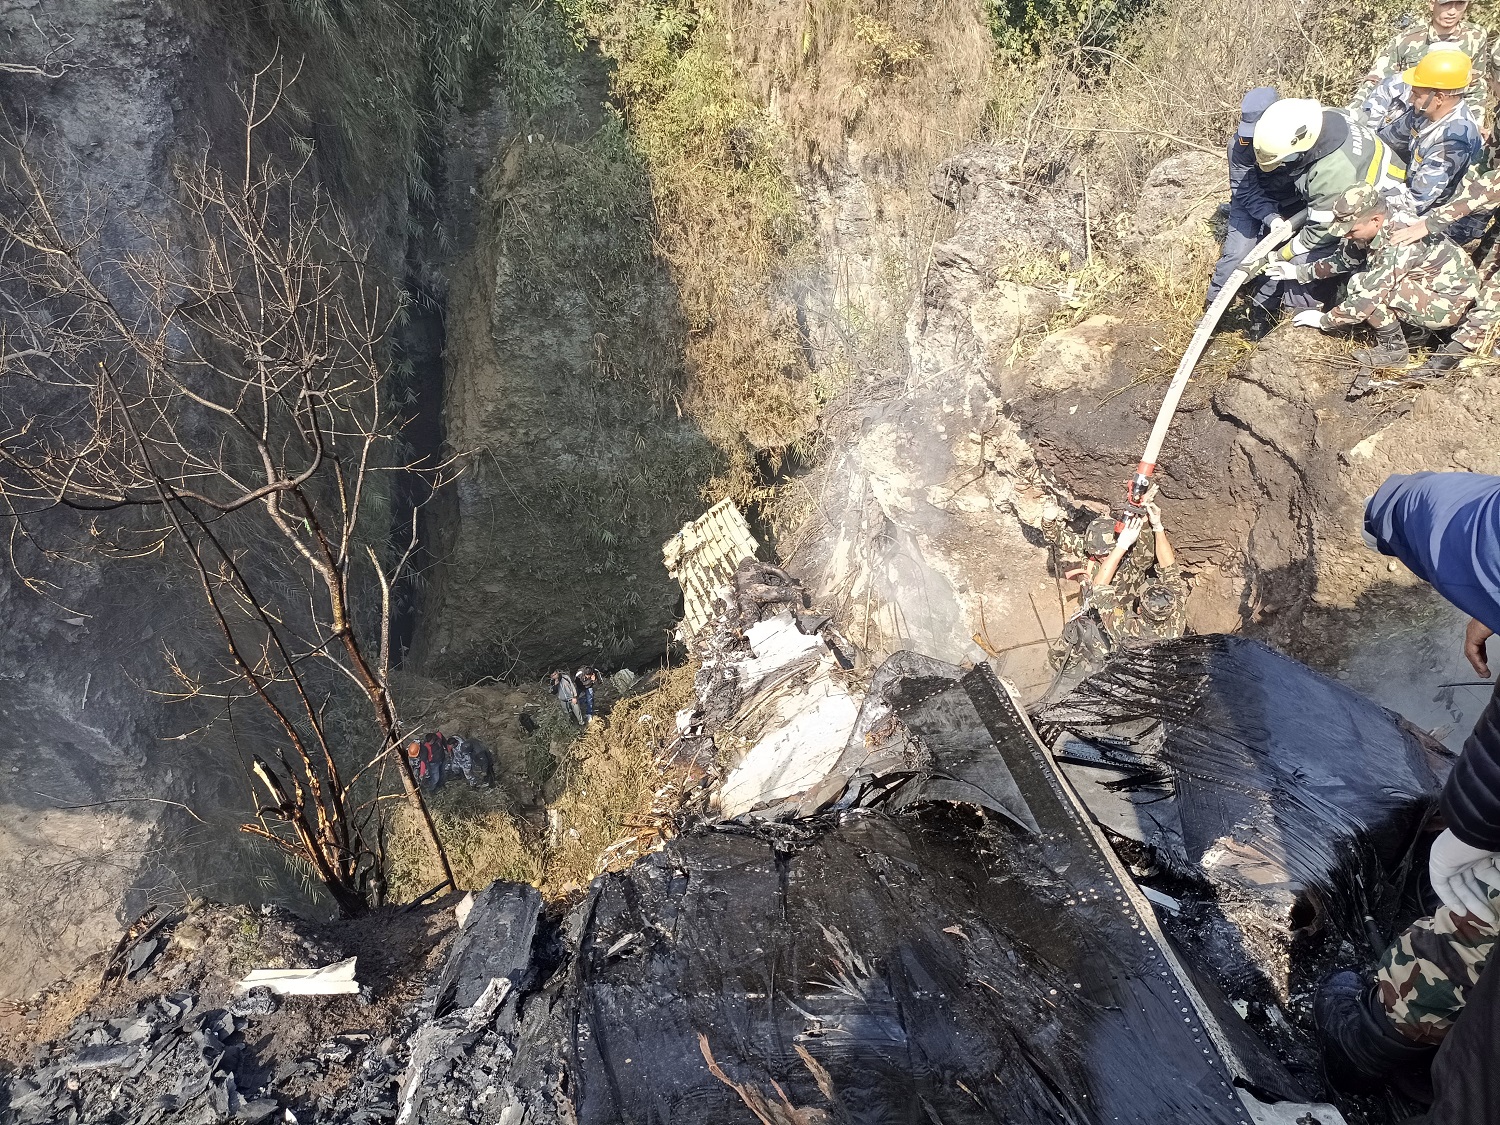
235 958 360 996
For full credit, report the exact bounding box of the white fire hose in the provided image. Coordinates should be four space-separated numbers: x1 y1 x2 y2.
1125 209 1307 509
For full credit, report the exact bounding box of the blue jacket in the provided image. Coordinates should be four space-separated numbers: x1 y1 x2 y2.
1227 134 1300 226
1365 472 1500 633
1366 472 1500 849
1360 76 1484 214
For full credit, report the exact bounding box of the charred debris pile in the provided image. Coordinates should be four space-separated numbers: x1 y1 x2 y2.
0 521 1452 1125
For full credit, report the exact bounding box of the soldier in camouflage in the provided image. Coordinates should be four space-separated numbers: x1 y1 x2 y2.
1039 491 1187 666
1351 0 1496 129
1375 885 1500 1044
1391 160 1500 375
1280 182 1479 366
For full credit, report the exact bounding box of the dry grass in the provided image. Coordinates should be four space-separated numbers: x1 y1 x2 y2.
980 0 1449 380
385 663 700 901
989 0 1421 193
722 0 995 173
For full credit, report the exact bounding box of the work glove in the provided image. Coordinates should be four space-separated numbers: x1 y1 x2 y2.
1115 514 1144 552
1291 309 1327 330
1264 214 1296 244
1429 828 1500 923
1040 498 1063 523
1263 261 1300 282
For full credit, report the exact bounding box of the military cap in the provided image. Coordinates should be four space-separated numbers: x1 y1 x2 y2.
1328 183 1388 237
1237 86 1280 138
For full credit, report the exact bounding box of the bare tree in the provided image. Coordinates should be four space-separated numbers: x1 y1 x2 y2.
0 59 455 913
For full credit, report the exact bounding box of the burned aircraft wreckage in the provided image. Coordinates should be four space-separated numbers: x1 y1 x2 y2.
0 504 1450 1124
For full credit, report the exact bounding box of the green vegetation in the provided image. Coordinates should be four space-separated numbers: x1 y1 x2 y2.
557 0 815 503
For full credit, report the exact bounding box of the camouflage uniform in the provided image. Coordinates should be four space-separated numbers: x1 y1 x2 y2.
1425 168 1500 351
1039 515 1153 593
1089 561 1188 646
1358 75 1484 214
1375 878 1500 1045
1297 225 1480 330
1351 19 1497 126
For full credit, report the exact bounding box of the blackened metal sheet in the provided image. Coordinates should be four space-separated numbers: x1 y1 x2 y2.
1032 636 1446 935
563 654 1256 1124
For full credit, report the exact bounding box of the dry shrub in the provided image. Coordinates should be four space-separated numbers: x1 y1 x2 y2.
384 663 699 901
994 0 1422 194
721 0 995 172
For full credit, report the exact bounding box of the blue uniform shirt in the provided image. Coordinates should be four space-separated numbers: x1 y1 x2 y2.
1365 472 1500 633
1361 75 1483 213
1228 134 1300 226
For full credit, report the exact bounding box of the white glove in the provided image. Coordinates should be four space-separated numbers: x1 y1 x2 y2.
1265 214 1295 244
1144 501 1163 531
1040 498 1063 523
1291 309 1326 330
1114 514 1144 552
1263 261 1299 282
1429 828 1500 922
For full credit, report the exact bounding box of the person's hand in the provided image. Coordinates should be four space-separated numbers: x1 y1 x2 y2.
1264 261 1299 281
1390 219 1430 246
1291 309 1326 329
1145 500 1163 531
1115 514 1145 551
1265 214 1296 244
1041 498 1063 523
1429 829 1500 922
1466 617 1495 677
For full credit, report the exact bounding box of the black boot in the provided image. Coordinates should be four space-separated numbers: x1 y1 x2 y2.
1410 340 1468 381
1314 970 1436 1101
1244 304 1276 342
1351 321 1411 368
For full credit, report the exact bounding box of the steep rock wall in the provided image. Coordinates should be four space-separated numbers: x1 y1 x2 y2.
411 27 715 681
0 0 419 996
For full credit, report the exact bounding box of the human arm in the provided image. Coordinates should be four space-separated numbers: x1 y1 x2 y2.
1350 32 1404 110
1316 245 1408 328
1403 167 1500 238
1145 498 1175 568
1091 515 1143 588
1229 142 1280 227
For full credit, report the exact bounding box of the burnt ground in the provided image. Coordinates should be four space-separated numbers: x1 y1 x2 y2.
0 897 461 1118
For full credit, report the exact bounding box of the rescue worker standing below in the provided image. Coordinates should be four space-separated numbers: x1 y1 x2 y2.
1206 86 1299 340
1356 50 1483 218
1280 183 1478 367
1316 472 1500 1122
1039 488 1188 654
1087 494 1188 645
1351 0 1495 130
1250 98 1408 309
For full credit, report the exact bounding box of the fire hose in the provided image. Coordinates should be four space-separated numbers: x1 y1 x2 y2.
1124 209 1307 510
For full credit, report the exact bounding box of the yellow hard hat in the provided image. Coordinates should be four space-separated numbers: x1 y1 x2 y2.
1403 48 1472 90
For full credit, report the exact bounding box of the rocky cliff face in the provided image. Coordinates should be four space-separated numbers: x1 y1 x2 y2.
791 130 1488 740
410 33 715 679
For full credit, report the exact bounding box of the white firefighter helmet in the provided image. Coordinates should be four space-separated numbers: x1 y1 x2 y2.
1252 98 1323 171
